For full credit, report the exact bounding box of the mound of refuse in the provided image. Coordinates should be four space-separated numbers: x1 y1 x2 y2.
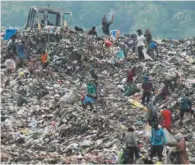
1 30 195 164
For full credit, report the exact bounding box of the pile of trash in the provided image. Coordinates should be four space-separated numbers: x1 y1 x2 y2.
1 30 195 164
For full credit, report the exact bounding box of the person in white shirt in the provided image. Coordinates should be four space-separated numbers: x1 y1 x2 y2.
136 29 145 61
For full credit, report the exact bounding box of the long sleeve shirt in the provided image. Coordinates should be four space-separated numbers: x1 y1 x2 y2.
150 128 167 146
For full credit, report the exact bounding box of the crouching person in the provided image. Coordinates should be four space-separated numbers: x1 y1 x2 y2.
81 95 95 111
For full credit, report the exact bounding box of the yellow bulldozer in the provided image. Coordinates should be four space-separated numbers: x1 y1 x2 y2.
24 6 72 31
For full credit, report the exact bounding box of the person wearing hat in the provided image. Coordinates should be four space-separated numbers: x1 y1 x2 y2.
136 29 145 61
179 93 194 125
150 124 167 162
160 108 173 132
124 126 140 164
175 133 190 164
141 76 154 105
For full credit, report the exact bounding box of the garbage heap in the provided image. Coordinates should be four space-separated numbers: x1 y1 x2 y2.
1 31 195 164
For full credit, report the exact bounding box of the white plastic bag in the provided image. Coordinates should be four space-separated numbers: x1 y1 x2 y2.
4 59 16 71
143 48 154 61
59 90 80 104
144 123 151 137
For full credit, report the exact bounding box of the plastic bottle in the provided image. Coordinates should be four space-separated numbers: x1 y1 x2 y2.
30 117 37 131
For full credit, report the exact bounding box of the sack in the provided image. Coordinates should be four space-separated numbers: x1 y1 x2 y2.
105 13 114 24
163 128 177 145
153 129 163 143
4 59 16 71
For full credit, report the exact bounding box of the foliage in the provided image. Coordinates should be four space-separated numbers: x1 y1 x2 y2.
1 1 195 39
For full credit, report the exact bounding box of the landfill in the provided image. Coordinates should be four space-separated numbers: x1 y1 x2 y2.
1 28 195 164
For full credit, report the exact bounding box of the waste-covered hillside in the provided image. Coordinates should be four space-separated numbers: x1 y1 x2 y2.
1 29 195 164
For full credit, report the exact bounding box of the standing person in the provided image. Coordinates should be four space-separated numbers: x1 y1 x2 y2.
124 126 140 164
175 133 190 164
144 29 152 47
8 36 17 54
147 102 159 128
160 108 173 132
142 76 154 105
179 93 194 125
136 29 145 61
17 40 27 67
150 124 167 162
88 26 97 37
102 13 114 35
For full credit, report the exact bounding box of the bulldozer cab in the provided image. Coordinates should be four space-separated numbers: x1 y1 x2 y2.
25 6 72 30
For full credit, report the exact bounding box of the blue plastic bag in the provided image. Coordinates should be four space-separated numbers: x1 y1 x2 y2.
3 29 17 40
117 50 125 59
149 42 157 49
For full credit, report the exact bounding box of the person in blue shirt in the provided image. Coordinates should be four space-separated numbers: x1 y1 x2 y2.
17 40 27 67
150 124 167 162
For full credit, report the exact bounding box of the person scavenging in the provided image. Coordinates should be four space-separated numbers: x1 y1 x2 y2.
88 26 97 37
136 29 145 61
123 126 140 164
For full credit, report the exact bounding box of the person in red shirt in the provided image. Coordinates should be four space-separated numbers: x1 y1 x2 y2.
160 108 173 132
126 66 136 85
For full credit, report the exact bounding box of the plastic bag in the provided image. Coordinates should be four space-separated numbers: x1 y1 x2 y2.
117 50 125 59
59 90 80 104
144 123 151 137
163 128 177 145
143 48 154 61
4 59 16 71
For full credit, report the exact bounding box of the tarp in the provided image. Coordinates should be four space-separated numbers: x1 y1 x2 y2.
163 128 177 145
117 50 125 59
129 98 148 111
110 30 120 40
3 29 17 40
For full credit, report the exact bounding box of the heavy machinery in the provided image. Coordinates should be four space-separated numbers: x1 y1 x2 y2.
24 6 72 30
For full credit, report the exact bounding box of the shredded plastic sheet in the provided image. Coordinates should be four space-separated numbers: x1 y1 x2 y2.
129 98 148 111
